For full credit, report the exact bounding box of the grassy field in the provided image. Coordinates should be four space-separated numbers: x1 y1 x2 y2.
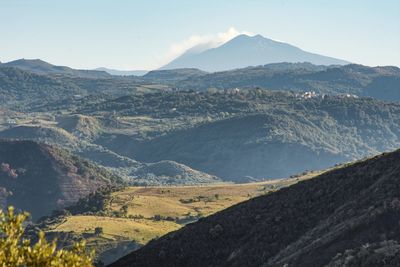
45 171 322 253
109 179 308 219
50 215 180 245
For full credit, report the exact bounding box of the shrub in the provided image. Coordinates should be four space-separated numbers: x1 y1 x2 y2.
0 206 94 266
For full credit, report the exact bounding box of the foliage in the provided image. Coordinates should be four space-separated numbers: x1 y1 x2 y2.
0 206 94 266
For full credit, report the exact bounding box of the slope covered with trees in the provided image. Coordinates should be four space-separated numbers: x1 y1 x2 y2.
0 139 121 220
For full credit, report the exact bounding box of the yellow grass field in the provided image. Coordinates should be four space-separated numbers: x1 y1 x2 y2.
109 179 300 219
46 171 322 250
50 215 180 244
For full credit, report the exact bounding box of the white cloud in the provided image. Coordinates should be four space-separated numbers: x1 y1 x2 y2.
164 27 253 63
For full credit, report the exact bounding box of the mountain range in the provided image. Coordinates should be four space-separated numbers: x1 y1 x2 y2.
161 34 349 72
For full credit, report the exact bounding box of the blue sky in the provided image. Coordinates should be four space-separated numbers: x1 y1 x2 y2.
1 0 399 69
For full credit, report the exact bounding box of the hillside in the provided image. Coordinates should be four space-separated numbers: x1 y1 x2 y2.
161 34 349 72
133 161 220 185
0 139 121 220
0 67 81 107
0 122 221 186
110 149 400 267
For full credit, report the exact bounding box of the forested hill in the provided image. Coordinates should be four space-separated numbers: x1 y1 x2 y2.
0 139 121 220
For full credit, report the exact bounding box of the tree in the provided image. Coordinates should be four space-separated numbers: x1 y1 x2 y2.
120 204 129 217
0 206 94 266
94 227 104 236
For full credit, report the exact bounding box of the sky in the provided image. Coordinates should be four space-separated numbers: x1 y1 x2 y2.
0 0 399 70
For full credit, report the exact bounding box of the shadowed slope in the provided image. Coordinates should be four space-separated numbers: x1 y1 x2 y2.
0 139 121 220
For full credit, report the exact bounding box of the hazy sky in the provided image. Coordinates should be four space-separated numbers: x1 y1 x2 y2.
1 0 399 70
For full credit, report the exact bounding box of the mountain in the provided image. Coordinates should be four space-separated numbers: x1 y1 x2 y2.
161 34 349 72
110 148 400 267
0 139 121 220
0 59 111 78
95 67 148 76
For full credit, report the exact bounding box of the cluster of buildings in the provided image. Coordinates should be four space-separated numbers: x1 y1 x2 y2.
296 91 359 100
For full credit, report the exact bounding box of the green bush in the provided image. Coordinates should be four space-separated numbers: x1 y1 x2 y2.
0 206 94 266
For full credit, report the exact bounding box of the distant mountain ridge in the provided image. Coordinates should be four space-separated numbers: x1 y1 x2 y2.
95 67 148 76
0 59 111 78
161 34 349 72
